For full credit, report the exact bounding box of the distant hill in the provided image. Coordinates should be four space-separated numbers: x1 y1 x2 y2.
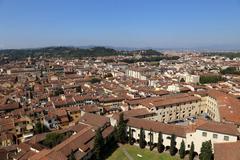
0 46 119 59
202 52 240 59
0 47 163 60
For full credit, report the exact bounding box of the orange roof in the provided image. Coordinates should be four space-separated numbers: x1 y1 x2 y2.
208 89 240 125
127 117 187 137
214 141 240 160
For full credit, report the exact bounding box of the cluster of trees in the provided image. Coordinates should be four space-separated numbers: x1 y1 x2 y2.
200 75 224 84
179 140 195 160
34 122 49 134
104 73 113 79
90 77 101 84
75 85 82 93
69 150 76 160
0 47 120 60
53 87 64 96
202 52 240 59
93 126 118 160
121 56 180 63
220 67 240 75
93 129 105 160
42 132 66 148
138 49 163 56
199 141 213 160
178 140 213 160
93 113 127 159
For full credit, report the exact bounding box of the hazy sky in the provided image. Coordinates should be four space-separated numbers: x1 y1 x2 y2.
0 0 240 49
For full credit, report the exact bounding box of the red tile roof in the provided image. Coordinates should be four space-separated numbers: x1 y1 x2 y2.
127 117 187 137
214 141 240 160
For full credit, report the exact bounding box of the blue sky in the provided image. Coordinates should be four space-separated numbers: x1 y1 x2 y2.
0 0 240 49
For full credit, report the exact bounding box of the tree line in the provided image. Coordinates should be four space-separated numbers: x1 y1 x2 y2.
121 56 180 63
0 47 119 60
220 67 240 75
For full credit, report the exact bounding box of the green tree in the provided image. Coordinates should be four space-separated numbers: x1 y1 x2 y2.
189 142 195 160
104 73 113 78
170 134 176 156
53 87 64 96
199 141 213 160
69 150 76 160
113 125 118 142
200 75 224 84
180 78 185 83
42 133 65 148
220 67 240 75
94 128 104 160
34 122 49 134
117 113 127 143
75 85 82 93
15 76 18 83
90 78 101 84
179 140 186 159
149 129 154 151
157 132 164 153
40 68 44 77
139 127 145 149
128 127 133 145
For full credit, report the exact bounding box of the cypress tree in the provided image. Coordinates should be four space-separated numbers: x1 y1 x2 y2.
199 141 213 160
128 127 133 145
149 129 154 151
180 78 185 82
157 132 164 153
170 134 176 156
113 125 118 142
189 141 195 160
94 128 104 160
117 113 127 143
69 150 76 160
179 140 186 159
139 127 145 149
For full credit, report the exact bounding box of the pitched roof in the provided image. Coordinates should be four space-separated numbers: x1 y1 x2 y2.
208 89 240 125
79 113 109 128
214 141 240 160
0 102 19 111
126 94 200 109
29 126 94 160
0 118 15 132
197 120 239 136
122 108 155 118
127 117 187 137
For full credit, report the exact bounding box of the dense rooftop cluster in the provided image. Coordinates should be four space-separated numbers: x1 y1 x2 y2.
0 50 240 160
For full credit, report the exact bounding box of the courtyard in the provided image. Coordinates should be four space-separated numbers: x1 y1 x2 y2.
107 144 181 160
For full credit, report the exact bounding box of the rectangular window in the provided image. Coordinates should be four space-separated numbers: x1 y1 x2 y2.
202 132 207 137
213 134 218 139
224 136 229 141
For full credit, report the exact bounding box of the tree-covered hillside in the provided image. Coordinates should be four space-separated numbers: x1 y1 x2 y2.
0 47 119 60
